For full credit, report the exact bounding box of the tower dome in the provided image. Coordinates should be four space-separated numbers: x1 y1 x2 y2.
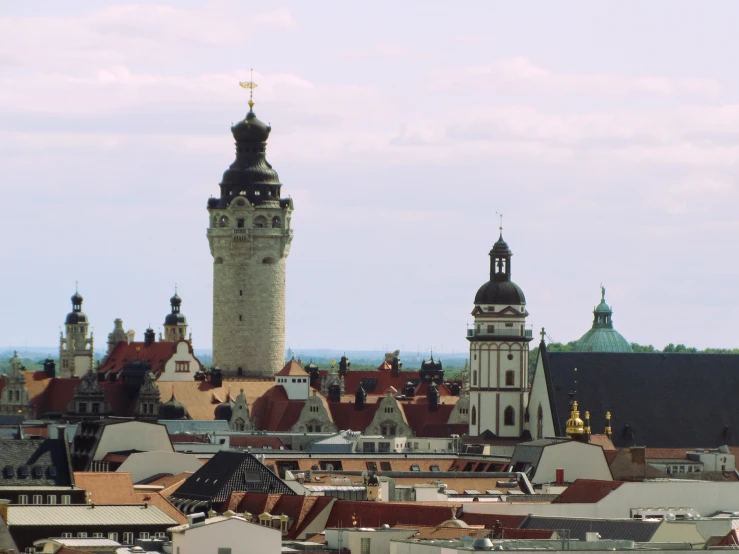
164 291 187 326
474 234 526 306
66 290 88 324
158 391 189 420
214 389 235 421
573 286 633 353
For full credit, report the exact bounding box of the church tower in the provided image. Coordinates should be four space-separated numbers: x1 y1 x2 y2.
59 289 94 378
467 232 532 437
207 87 293 376
163 290 188 343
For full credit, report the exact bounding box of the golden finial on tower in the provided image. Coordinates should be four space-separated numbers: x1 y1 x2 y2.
605 411 612 437
239 69 258 110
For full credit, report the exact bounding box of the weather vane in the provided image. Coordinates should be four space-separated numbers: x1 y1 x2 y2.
239 69 258 110
496 212 503 235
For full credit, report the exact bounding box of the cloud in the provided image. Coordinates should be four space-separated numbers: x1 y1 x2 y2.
429 57 721 96
0 5 297 69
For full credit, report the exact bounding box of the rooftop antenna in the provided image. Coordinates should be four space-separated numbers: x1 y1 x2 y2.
239 69 258 111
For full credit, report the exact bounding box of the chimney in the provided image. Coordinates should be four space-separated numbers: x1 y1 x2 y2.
43 358 56 378
210 367 223 388
391 356 400 378
0 499 8 524
631 446 646 466
555 468 565 485
126 329 136 345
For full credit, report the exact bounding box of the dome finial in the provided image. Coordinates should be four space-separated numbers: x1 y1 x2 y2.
496 212 503 238
239 69 258 111
601 283 606 302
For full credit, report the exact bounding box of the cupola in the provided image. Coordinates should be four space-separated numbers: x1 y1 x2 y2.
158 390 189 420
474 232 526 306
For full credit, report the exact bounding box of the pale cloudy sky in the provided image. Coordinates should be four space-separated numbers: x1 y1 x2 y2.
2 1 738 354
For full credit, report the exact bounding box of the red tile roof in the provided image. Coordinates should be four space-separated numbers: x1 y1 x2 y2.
228 436 287 449
325 500 460 528
717 529 739 547
99 341 178 375
551 479 624 504
250 386 304 431
321 370 421 396
277 360 309 377
134 491 188 524
73 472 139 504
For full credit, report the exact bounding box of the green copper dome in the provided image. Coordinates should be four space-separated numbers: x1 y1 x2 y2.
573 286 633 353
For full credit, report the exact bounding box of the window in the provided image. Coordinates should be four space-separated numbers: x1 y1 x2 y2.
367 461 378 471
61 495 71 505
77 532 87 538
487 325 495 333
505 371 515 386
218 549 233 554
384 406 393 413
380 461 392 471
239 315 242 321
155 532 166 538
361 537 371 554
92 403 100 413
93 533 103 538
175 361 190 372
108 532 118 542
237 218 245 228
78 402 87 413
123 532 134 544
472 371 477 386
363 443 376 453
140 532 150 539
239 290 243 296
504 406 515 426
430 465 440 471
378 442 391 453
18 495 28 504
410 465 420 472
505 322 513 327
62 533 72 539
471 406 477 426
47 495 56 505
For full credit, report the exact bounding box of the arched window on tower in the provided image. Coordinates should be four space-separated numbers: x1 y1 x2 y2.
472 371 477 386
272 216 281 228
504 406 515 426
471 405 477 426
537 404 543 439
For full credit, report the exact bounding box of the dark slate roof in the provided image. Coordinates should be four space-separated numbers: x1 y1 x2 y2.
0 438 73 486
171 450 294 505
519 515 661 542
543 348 739 448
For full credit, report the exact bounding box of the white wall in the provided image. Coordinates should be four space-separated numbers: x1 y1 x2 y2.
461 481 739 519
533 442 612 484
171 517 280 554
116 451 201 483
524 348 556 441
93 421 172 461
159 341 202 381
326 529 417 554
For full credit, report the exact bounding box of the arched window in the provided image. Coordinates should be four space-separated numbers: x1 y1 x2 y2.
218 215 229 228
271 216 281 228
504 406 515 426
472 371 477 386
537 405 544 439
471 405 477 426
254 215 268 228
505 370 515 386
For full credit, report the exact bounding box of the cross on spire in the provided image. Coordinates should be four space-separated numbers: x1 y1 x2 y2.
540 327 546 342
239 69 258 110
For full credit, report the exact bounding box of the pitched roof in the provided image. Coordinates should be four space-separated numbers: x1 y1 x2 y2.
321 370 421 395
519 515 661 542
551 479 624 504
458 513 527 529
277 360 309 377
325 500 459 528
222 492 334 539
73 472 138 504
544 350 739 448
7 504 177 526
0 512 18 553
98 341 178 375
134 491 188 524
250 386 304 431
0 438 73 486
172 451 294 505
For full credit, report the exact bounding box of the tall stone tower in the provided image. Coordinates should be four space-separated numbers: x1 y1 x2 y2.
467 233 532 437
59 289 95 378
207 96 293 377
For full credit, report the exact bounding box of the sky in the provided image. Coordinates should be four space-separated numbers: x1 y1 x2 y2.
2 1 739 355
